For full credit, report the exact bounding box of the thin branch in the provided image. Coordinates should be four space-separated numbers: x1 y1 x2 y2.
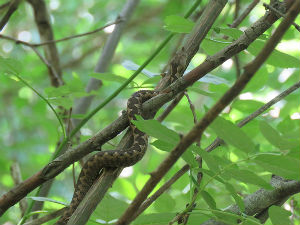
32 19 122 46
132 164 190 221
0 1 10 10
157 92 185 122
0 20 121 47
184 92 198 124
27 0 63 87
0 0 21 31
23 208 65 225
206 79 300 152
71 0 141 127
10 162 28 216
230 0 260 28
0 30 62 80
263 2 300 32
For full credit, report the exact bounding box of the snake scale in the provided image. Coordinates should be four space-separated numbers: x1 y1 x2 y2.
56 90 157 225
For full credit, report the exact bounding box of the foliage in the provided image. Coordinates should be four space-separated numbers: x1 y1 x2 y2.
0 0 299 225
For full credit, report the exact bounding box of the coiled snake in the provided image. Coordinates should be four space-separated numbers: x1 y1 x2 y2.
56 90 157 225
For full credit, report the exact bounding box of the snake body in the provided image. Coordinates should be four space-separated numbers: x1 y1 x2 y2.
56 90 157 225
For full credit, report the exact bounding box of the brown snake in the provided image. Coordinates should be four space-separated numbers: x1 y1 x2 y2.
56 90 157 225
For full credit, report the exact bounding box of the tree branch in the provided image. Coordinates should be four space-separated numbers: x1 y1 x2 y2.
0 0 21 31
200 176 300 225
115 1 299 223
27 0 63 87
0 0 290 216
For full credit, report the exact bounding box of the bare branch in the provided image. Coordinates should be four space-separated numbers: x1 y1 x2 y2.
27 0 63 87
10 162 28 216
72 0 140 127
263 2 300 31
230 0 260 28
23 208 65 225
0 0 21 31
200 177 300 225
206 79 300 152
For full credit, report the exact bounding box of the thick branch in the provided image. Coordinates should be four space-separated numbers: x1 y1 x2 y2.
201 177 300 225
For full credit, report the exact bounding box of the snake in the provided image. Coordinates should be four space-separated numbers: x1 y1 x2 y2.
56 90 157 225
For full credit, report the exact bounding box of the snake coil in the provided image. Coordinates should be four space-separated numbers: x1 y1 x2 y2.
56 90 157 225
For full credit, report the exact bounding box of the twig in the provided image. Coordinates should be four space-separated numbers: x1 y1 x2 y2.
71 0 140 127
157 92 185 122
230 0 260 28
234 0 240 20
263 2 300 32
132 164 190 221
0 1 10 10
0 0 21 31
32 19 122 47
0 32 61 79
10 162 28 216
27 0 63 87
206 79 300 152
23 208 65 225
184 92 197 124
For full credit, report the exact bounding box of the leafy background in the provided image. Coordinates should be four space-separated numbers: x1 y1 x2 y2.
0 0 299 224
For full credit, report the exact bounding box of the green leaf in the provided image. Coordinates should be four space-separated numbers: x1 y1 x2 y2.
122 60 157 77
45 86 71 97
190 146 220 173
27 196 67 206
259 121 298 150
199 74 230 85
248 40 300 68
71 114 86 119
94 194 128 221
224 182 245 212
216 27 243 39
0 56 21 75
151 140 198 167
154 193 175 212
202 38 231 55
255 154 300 180
269 206 291 225
89 72 128 83
211 209 260 225
224 168 273 190
232 100 265 113
201 191 216 209
133 118 179 144
209 117 256 153
48 96 73 108
164 15 194 33
141 75 161 85
189 86 216 97
132 213 176 225
244 66 269 92
196 168 225 184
